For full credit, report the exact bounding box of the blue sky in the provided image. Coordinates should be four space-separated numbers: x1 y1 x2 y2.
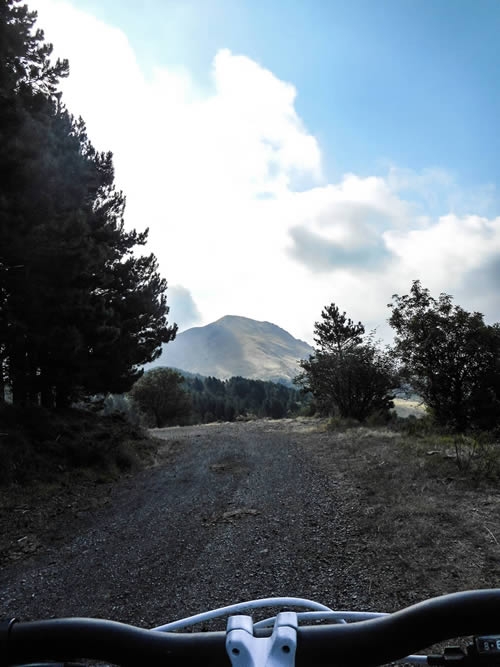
64 0 500 190
31 0 500 343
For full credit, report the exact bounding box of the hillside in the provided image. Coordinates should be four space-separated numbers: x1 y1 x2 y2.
147 315 314 384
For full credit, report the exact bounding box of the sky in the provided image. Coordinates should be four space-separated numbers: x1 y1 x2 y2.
30 0 500 345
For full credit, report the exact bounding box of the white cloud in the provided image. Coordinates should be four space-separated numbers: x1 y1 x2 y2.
167 285 202 332
385 214 500 290
30 0 500 345
283 175 412 273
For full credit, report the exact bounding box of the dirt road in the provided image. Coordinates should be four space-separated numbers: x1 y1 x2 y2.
0 420 361 626
1 418 499 629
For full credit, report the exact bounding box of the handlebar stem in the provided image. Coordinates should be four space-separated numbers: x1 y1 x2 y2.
226 612 298 667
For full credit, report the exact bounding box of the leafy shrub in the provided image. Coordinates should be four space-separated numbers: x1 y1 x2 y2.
129 368 192 427
0 406 155 486
389 281 500 432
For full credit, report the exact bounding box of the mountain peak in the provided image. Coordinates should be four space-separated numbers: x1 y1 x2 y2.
147 315 314 384
213 315 307 342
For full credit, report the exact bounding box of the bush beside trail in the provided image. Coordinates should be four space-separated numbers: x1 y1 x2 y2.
0 404 157 486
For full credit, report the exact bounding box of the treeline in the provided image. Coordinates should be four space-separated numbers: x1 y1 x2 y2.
185 374 304 423
127 367 306 427
0 1 175 409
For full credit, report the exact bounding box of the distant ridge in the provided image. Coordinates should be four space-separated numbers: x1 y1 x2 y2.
146 315 314 385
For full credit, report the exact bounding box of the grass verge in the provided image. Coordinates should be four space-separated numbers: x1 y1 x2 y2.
307 420 500 610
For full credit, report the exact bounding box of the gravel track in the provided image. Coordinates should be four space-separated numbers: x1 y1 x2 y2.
0 419 365 627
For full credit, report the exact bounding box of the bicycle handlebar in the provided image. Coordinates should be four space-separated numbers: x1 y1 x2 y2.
3 589 500 667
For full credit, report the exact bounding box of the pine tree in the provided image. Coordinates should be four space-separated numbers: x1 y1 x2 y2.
0 0 68 401
297 303 395 421
0 1 177 407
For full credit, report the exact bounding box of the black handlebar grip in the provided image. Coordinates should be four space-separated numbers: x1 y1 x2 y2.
0 619 18 667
